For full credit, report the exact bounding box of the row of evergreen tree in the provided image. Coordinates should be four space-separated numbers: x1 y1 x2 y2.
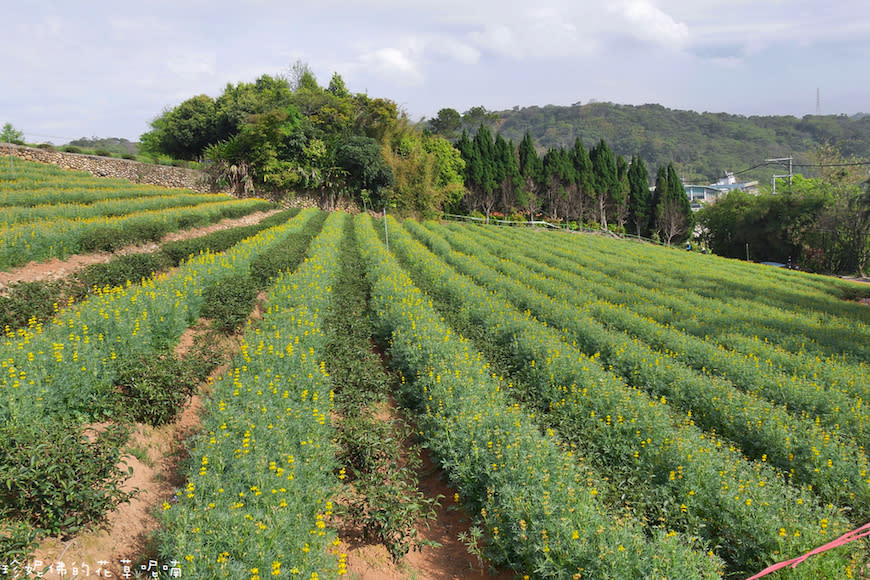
451 125 693 243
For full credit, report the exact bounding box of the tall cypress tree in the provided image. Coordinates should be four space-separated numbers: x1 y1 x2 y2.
570 137 594 224
628 156 652 237
518 132 543 220
590 139 617 230
494 134 520 214
654 163 693 245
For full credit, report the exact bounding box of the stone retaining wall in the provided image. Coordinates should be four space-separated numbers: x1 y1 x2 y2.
0 142 219 193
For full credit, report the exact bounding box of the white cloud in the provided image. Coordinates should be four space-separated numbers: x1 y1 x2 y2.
425 35 481 65
616 0 689 49
359 46 425 86
469 23 520 58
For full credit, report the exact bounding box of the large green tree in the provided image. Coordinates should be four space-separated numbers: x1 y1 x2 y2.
140 95 219 160
627 156 652 237
335 135 394 208
517 132 543 220
428 108 462 140
654 163 693 245
590 139 617 230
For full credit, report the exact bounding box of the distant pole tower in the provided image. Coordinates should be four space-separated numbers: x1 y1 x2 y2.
816 88 821 115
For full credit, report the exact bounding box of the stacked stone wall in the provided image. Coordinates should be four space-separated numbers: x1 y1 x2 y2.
0 142 220 193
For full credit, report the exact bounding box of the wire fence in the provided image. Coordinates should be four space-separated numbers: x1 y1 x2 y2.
441 213 666 246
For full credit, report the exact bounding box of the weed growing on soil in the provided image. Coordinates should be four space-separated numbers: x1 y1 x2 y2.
326 216 439 561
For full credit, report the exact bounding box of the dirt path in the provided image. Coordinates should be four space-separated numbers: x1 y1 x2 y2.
340 447 513 580
0 209 282 291
27 324 238 579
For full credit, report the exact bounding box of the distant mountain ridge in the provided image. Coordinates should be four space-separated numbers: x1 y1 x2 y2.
488 102 870 184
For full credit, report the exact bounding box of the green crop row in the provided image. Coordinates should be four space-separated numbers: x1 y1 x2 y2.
0 198 275 270
483 224 870 362
463 227 870 450
358 215 723 579
156 212 346 579
424 221 870 520
0 158 194 207
0 208 319 426
0 209 300 332
1 192 226 226
470 224 870 409
396 218 859 577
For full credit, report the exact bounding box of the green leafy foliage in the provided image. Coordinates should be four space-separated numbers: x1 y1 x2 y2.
0 123 24 145
114 339 222 426
0 420 135 538
0 280 64 330
248 210 327 286
200 273 260 333
326 216 439 560
73 252 172 297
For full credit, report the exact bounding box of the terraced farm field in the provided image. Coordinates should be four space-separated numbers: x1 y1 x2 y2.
2 159 870 579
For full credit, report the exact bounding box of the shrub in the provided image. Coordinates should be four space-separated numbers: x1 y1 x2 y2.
248 233 309 286
36 143 55 150
160 225 260 265
61 146 82 153
0 280 64 330
114 351 199 426
0 420 134 538
0 520 38 564
200 273 259 333
121 153 136 160
73 252 172 298
93 149 113 157
78 225 122 252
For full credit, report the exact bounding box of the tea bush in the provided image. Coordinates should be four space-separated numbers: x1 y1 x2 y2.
0 419 135 538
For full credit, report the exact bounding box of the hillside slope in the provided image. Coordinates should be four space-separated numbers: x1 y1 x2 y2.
490 102 870 183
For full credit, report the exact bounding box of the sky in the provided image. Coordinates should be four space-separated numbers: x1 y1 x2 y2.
2 0 869 144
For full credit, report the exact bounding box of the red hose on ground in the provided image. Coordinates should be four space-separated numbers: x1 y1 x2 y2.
746 522 870 579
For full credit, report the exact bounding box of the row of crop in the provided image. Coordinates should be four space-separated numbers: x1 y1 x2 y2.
323 215 439 560
359 215 724 578
1 192 227 226
462 226 870 449
421 221 870 520
0 208 297 332
0 159 183 207
472 224 870 402
0 208 320 426
0 211 325 558
487 224 870 362
0 197 275 270
556 222 862 312
156 212 347 579
471 224 870 408
394 217 858 577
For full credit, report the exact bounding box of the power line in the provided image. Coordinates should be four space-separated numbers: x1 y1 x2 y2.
731 161 775 176
729 158 870 177
792 161 870 167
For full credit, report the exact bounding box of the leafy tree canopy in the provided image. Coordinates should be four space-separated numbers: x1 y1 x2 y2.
1 122 25 145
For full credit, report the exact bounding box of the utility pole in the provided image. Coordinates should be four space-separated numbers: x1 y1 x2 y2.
766 156 793 193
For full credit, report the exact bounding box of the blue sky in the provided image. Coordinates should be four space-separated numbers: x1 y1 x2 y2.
2 0 868 143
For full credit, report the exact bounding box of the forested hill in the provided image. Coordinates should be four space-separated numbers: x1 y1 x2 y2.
488 102 870 184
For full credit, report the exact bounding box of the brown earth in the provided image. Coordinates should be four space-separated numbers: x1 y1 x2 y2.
339 448 513 580
334 397 513 580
